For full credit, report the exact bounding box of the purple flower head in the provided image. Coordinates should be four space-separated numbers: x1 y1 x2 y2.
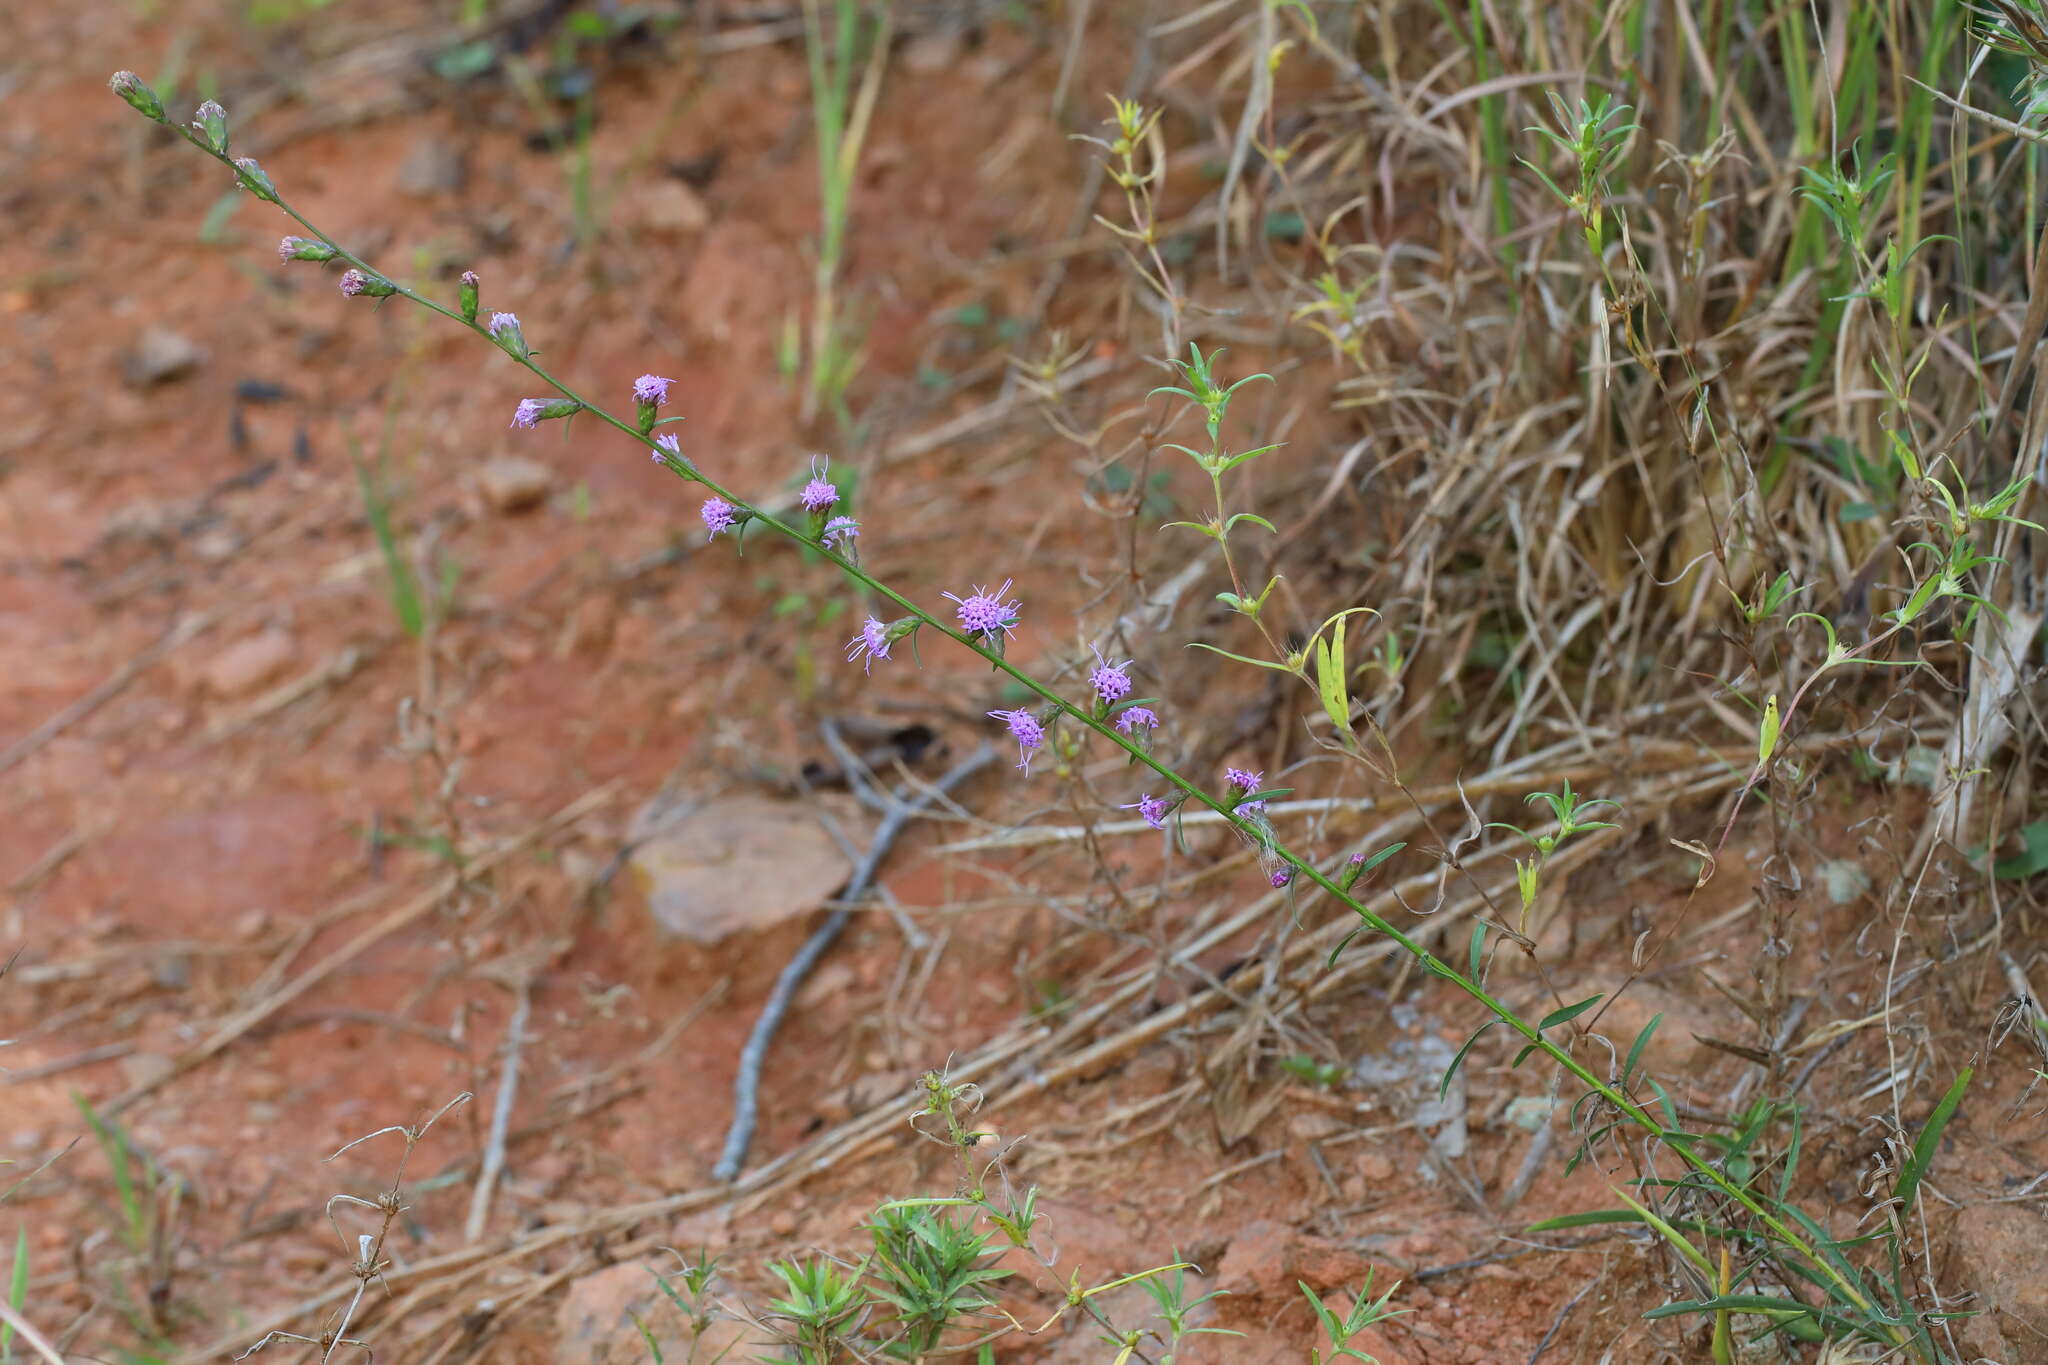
1348 851 1366 864
511 399 544 430
279 236 303 262
701 497 739 538
1121 793 1169 830
822 515 860 548
461 270 480 287
1270 869 1292 888
1088 647 1133 705
1114 706 1159 734
339 269 368 297
989 707 1045 774
945 579 1021 642
800 455 839 513
489 312 520 337
1227 766 1266 813
652 432 682 464
847 616 892 673
634 374 674 407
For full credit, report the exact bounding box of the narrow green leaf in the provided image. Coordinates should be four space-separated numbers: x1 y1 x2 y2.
1526 1209 1645 1232
1440 1022 1494 1100
1316 617 1351 734
1895 1066 1971 1218
1537 993 1605 1033
1623 1012 1664 1083
2 1225 26 1358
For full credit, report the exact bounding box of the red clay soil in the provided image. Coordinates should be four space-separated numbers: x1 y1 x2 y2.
4 4 2044 1364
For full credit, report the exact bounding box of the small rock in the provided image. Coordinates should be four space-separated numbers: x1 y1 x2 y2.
670 1207 733 1255
627 795 853 944
1357 1153 1395 1184
200 629 297 698
1288 1109 1345 1142
122 326 206 388
767 1209 800 1238
119 1051 177 1091
794 959 857 1010
1819 858 1872 905
475 455 554 514
636 180 710 235
1502 1095 1559 1132
901 31 964 73
397 135 467 196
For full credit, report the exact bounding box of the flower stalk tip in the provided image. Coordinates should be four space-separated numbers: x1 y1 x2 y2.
110 72 167 123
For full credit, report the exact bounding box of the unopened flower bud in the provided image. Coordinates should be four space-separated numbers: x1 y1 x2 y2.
109 72 166 123
192 100 229 153
339 268 396 299
510 397 582 429
488 311 528 359
458 271 479 323
233 156 277 202
278 236 336 263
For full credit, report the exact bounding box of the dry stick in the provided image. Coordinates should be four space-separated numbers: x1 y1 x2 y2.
712 745 997 1182
0 1300 67 1365
463 981 532 1244
0 610 217 778
103 783 618 1117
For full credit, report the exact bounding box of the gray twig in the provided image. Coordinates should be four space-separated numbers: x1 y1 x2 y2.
464 983 532 1243
712 744 995 1182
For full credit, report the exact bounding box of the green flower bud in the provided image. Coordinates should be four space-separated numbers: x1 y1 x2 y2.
278 236 337 263
192 99 229 154
458 271 479 324
233 157 278 202
109 71 166 123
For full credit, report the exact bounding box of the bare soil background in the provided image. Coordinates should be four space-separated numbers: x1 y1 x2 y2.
4 3 2046 1363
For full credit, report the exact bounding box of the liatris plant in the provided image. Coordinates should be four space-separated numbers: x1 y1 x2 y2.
112 73 1981 1363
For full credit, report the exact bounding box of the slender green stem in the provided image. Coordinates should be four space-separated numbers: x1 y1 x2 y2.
179 127 1890 1331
